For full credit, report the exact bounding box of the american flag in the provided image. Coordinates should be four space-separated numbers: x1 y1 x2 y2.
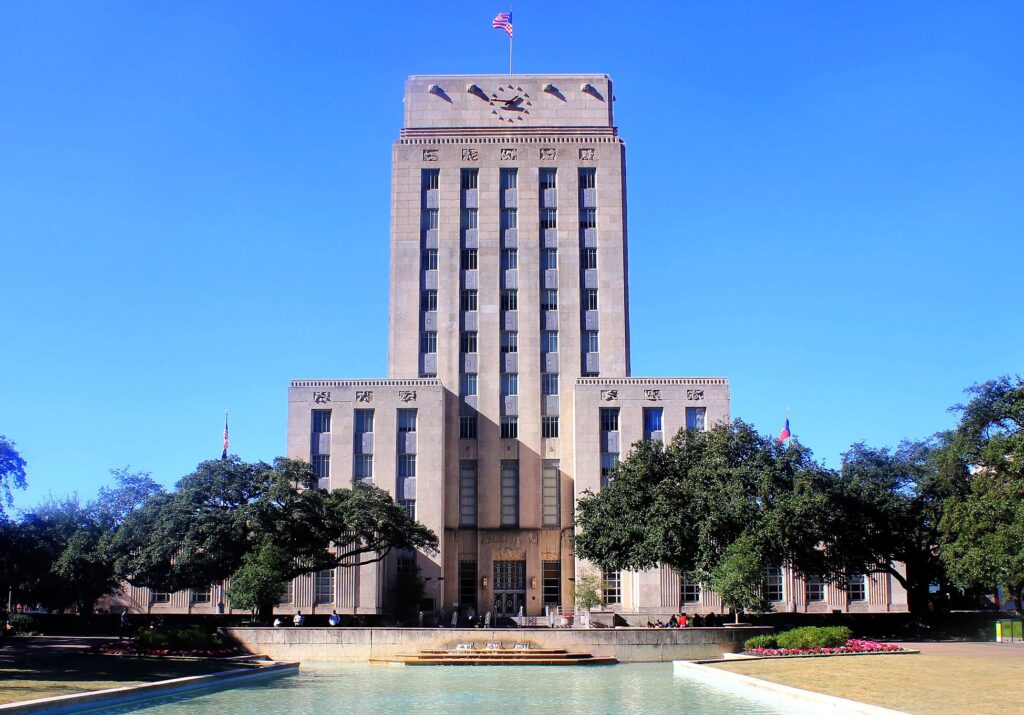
222 412 229 459
492 11 512 38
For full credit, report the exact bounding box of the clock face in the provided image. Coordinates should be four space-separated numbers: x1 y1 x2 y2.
489 84 531 123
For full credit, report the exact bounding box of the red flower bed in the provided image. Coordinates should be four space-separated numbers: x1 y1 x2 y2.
97 640 242 658
746 639 904 657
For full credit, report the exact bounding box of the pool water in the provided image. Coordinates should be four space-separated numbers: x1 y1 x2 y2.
98 663 792 715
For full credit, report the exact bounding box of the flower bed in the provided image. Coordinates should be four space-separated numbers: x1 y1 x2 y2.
745 639 904 657
97 639 242 658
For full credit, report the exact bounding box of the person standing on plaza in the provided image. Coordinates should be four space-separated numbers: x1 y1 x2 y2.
293 610 304 627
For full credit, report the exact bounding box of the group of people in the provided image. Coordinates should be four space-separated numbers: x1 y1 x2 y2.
647 612 694 628
272 609 342 627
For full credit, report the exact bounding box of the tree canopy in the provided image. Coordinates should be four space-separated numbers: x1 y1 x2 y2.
573 420 836 614
0 435 28 517
940 376 1024 609
110 456 438 618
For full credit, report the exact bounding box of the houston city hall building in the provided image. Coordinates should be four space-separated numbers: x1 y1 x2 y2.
121 75 908 621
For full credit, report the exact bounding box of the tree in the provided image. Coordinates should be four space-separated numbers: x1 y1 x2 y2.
572 570 603 612
111 457 439 621
824 440 955 614
9 469 161 614
940 376 1024 610
0 435 28 517
573 421 835 604
708 534 771 622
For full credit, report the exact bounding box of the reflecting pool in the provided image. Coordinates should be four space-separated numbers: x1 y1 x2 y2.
96 663 791 715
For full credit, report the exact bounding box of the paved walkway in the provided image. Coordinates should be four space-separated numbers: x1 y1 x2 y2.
0 635 118 665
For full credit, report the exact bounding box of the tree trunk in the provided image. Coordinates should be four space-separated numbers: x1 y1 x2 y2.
257 601 275 624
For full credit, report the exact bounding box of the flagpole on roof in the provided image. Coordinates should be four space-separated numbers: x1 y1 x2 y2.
509 7 513 75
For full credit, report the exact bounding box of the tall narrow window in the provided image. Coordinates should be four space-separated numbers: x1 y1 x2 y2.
501 248 518 270
542 460 560 526
848 574 867 602
581 247 598 270
540 209 558 229
459 460 477 527
602 570 622 605
459 561 478 611
600 407 620 432
501 290 518 311
420 331 437 353
459 415 478 439
501 373 518 396
501 331 518 353
542 561 561 606
460 289 478 311
314 569 335 604
422 169 439 191
501 168 518 190
584 330 599 353
540 168 557 190
311 410 331 434
681 580 701 604
542 248 558 270
643 407 663 441
461 248 478 270
461 209 478 230
765 566 784 602
805 575 825 602
541 289 558 311
460 331 478 353
460 373 478 396
422 248 438 269
579 168 597 190
421 290 438 311
686 407 707 431
500 460 519 527
501 208 518 229
500 416 518 439
542 416 560 440
398 409 417 433
312 454 330 482
353 454 372 483
461 168 478 190
600 452 619 489
397 454 416 479
580 208 597 229
424 209 439 229
541 373 559 395
354 409 374 435
585 289 599 310
542 331 559 353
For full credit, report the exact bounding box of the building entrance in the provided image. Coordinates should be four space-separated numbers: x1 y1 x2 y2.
493 560 526 617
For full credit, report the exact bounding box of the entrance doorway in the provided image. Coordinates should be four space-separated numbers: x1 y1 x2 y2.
493 560 526 617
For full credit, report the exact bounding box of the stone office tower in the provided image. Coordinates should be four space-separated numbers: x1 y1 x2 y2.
285 73 731 620
113 74 906 618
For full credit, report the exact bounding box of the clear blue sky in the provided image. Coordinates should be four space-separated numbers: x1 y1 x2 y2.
3 1 1022 509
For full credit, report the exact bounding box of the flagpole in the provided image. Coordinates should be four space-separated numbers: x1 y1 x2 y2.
509 10 513 75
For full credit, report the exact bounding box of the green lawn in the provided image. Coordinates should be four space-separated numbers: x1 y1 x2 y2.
0 652 237 706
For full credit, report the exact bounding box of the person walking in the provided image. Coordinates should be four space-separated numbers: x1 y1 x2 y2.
293 610 304 627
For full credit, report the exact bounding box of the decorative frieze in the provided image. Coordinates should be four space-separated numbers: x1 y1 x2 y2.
312 391 331 404
539 147 556 160
579 147 596 161
686 389 705 401
399 390 417 402
500 147 518 161
601 389 618 401
355 391 373 403
644 389 661 401
422 149 439 161
462 148 479 161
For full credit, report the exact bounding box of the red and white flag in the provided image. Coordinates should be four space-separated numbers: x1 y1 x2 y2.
222 412 229 459
492 11 513 38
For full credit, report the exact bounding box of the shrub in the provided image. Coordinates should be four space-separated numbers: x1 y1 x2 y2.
743 634 778 651
9 613 38 634
135 627 225 651
775 625 852 650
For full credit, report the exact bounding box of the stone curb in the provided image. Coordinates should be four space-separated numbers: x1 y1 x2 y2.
673 660 911 715
0 661 298 714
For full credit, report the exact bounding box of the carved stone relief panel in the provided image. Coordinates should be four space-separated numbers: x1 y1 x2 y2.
579 147 596 161
539 147 556 160
462 148 479 161
312 391 331 404
500 147 518 161
422 149 439 161
355 391 373 403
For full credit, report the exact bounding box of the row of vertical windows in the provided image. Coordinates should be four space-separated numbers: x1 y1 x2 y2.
354 408 374 485
459 460 477 527
500 459 519 527
420 170 440 377
541 460 560 526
